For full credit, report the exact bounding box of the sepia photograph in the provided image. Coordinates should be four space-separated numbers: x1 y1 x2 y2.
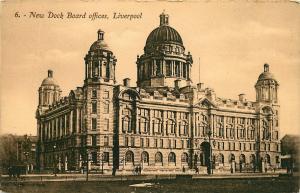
0 0 300 192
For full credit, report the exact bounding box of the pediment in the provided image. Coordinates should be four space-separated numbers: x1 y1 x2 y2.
194 98 217 109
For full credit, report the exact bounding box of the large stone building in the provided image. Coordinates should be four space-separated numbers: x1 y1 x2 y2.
36 13 281 173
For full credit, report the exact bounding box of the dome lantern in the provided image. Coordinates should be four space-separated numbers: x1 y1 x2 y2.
97 29 104 41
48 70 53 78
160 11 169 26
264 63 269 73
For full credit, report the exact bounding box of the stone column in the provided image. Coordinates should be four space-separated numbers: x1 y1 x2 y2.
76 108 80 133
70 110 73 133
65 156 68 171
58 156 62 171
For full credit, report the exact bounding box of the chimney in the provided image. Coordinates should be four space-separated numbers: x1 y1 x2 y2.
48 70 53 78
239 93 246 102
197 83 204 91
174 79 181 88
123 78 131 87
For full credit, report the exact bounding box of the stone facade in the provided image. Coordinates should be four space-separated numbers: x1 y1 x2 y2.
36 13 281 173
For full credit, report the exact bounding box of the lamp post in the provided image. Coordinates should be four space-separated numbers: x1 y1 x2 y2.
23 151 29 175
207 129 213 175
101 153 104 174
53 145 57 176
86 149 89 181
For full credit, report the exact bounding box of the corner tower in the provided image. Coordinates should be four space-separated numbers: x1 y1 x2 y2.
84 29 117 85
38 70 62 112
136 12 193 89
255 64 279 104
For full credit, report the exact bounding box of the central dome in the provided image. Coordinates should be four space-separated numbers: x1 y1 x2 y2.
146 25 183 46
145 12 183 47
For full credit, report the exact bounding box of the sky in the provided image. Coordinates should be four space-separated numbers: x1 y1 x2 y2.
1 0 300 138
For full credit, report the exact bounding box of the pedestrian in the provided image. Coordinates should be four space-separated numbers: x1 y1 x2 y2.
239 162 242 173
134 167 138 175
112 167 116 176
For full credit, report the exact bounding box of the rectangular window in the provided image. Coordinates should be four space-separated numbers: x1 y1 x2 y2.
154 139 158 147
104 103 109 114
104 118 109 131
92 101 97 113
104 136 109 146
174 140 177 148
264 143 267 151
92 118 97 130
91 151 97 163
146 138 150 147
131 137 135 147
187 139 191 148
169 139 171 148
233 142 235 150
92 90 97 98
160 139 164 148
103 152 109 163
103 91 109 99
125 136 128 147
141 138 144 147
228 142 231 150
92 135 97 146
181 140 184 149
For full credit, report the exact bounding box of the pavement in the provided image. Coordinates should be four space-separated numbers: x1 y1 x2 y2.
0 169 295 183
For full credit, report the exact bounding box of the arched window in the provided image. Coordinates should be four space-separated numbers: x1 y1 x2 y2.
125 151 134 163
226 124 234 138
248 126 255 140
168 152 176 163
181 152 189 163
263 120 269 140
218 153 224 164
180 121 188 136
155 152 163 163
200 153 204 166
250 154 256 163
153 118 162 134
122 116 131 133
265 154 271 164
139 117 149 133
229 154 235 163
237 126 245 139
262 106 273 115
141 151 149 164
239 154 246 164
166 120 176 134
218 123 224 137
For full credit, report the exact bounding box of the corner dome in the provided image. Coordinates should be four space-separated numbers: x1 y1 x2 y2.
89 29 111 52
258 72 275 81
257 64 277 81
41 70 60 87
145 12 183 47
